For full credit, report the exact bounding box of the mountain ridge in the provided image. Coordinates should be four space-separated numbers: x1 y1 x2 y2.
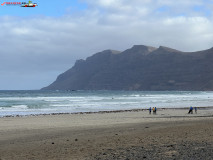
42 45 213 91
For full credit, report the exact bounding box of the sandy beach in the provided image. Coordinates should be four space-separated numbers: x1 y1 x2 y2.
0 108 213 160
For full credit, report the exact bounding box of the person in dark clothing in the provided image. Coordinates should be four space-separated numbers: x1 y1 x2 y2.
188 106 193 114
149 107 152 114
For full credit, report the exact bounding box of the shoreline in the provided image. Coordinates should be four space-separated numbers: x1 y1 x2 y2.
1 106 213 118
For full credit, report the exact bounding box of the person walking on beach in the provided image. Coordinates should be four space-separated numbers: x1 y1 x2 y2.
188 106 193 114
149 107 152 114
194 107 197 114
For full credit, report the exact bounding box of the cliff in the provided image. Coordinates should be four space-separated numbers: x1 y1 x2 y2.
42 45 213 91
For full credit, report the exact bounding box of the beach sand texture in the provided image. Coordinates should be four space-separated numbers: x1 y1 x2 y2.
0 108 213 160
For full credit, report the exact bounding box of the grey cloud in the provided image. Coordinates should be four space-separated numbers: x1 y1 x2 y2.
0 0 213 89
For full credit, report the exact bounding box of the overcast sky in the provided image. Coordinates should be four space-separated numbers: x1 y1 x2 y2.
0 0 213 90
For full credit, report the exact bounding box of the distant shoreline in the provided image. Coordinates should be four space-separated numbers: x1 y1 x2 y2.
1 90 213 118
1 106 213 118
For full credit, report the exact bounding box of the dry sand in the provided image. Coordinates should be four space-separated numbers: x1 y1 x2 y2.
0 108 213 160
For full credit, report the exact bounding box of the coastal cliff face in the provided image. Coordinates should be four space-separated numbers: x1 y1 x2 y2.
42 45 213 91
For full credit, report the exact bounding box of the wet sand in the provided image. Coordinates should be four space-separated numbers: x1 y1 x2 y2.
0 108 213 160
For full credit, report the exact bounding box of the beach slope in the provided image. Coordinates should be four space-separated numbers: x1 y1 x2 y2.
0 109 213 160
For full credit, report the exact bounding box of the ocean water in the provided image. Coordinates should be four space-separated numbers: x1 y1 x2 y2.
0 90 213 117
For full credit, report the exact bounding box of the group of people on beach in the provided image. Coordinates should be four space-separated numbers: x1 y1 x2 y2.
188 106 197 114
149 107 157 114
148 106 198 114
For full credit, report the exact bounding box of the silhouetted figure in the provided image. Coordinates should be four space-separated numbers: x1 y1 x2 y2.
188 106 193 114
194 107 197 114
149 107 152 114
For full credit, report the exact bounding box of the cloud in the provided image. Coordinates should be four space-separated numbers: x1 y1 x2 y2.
0 0 213 89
